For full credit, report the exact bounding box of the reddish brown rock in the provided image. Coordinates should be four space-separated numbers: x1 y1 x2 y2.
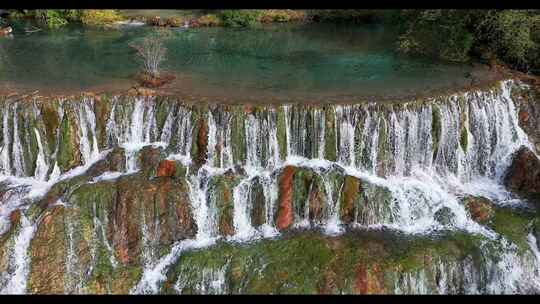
28 206 66 294
340 176 361 224
139 146 164 176
464 196 493 224
249 178 266 228
86 147 126 176
113 176 155 265
156 160 176 177
504 146 540 197
308 182 326 225
318 269 338 294
9 209 21 226
196 119 209 166
353 263 385 294
515 87 540 151
154 177 197 243
218 175 235 237
519 109 530 124
276 166 296 230
244 105 254 114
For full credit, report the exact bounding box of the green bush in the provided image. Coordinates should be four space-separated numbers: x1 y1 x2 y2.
258 10 306 23
7 9 123 28
396 9 540 72
43 10 69 28
307 9 396 23
219 10 261 27
397 10 475 62
198 14 222 26
472 10 539 71
80 10 123 26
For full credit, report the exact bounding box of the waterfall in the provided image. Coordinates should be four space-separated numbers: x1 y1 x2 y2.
11 105 25 177
231 177 257 241
78 99 100 165
131 165 223 294
65 213 83 294
260 172 279 237
321 173 343 235
0 79 539 294
92 204 117 269
336 105 357 167
0 215 37 294
1 106 11 175
33 129 48 181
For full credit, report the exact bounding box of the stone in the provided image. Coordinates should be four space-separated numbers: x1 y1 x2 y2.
519 109 530 124
307 180 326 225
207 171 238 237
0 26 12 36
353 263 385 294
318 269 338 294
113 175 151 265
504 146 540 197
195 119 209 167
249 178 266 228
340 176 361 224
434 207 455 226
57 109 82 171
154 178 197 242
156 159 176 177
138 146 165 177
86 147 126 176
28 206 66 294
8 209 21 226
463 196 493 224
276 166 296 230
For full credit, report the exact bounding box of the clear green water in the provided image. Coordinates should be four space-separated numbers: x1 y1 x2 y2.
0 20 480 101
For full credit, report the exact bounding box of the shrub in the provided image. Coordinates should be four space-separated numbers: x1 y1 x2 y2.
40 10 69 28
130 29 170 78
80 10 123 26
197 14 221 26
472 10 538 71
164 16 184 27
397 10 474 62
307 9 394 23
258 10 306 23
397 9 540 72
220 10 261 27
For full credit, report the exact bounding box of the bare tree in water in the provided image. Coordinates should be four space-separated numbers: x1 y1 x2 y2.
130 29 169 78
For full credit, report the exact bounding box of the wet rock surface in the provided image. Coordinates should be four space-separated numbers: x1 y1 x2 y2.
504 146 540 199
463 196 494 224
516 85 540 153
0 80 539 294
162 230 536 294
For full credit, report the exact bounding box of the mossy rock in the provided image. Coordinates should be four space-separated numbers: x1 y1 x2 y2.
28 206 67 294
57 107 82 172
163 230 495 294
487 205 535 253
207 170 242 236
462 196 494 225
40 101 60 152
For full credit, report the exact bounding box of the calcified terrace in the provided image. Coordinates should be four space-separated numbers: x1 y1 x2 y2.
0 79 539 294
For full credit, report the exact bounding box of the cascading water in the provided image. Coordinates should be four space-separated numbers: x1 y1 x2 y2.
0 79 539 294
0 215 37 294
33 129 48 182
